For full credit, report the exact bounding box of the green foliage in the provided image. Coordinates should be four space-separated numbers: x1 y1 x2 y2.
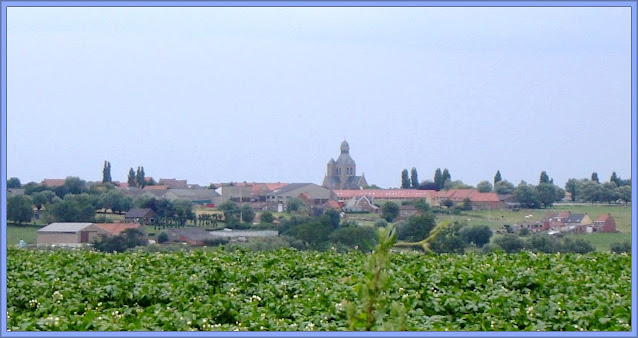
539 171 550 185
32 191 56 211
401 169 410 189
240 204 256 223
374 219 388 228
157 232 169 244
410 168 419 189
99 190 132 215
347 226 405 330
441 198 454 208
494 170 502 186
434 168 443 191
6 248 631 331
7 177 21 188
459 225 492 247
136 166 146 189
494 180 515 195
127 168 136 187
381 201 399 222
429 221 466 254
260 211 274 224
328 226 378 252
7 195 34 225
565 178 579 201
172 199 195 226
414 199 430 213
561 237 595 254
92 228 148 253
476 180 493 193
49 194 96 222
320 208 341 230
494 234 525 253
610 241 631 254
286 197 305 213
218 201 240 225
396 213 436 242
536 183 557 208
591 172 600 183
102 161 112 184
514 181 541 209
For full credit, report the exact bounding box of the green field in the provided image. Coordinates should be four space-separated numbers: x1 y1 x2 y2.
6 224 41 245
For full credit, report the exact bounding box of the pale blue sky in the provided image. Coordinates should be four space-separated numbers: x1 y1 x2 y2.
6 6 632 188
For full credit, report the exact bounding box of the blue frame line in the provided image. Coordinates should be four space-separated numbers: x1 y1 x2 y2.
0 1 636 338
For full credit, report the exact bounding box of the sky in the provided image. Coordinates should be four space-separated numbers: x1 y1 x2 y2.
5 6 633 189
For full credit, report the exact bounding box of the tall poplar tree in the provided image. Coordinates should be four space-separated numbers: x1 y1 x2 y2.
410 167 419 189
401 169 410 189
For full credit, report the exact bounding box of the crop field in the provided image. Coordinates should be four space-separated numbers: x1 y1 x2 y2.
7 248 631 331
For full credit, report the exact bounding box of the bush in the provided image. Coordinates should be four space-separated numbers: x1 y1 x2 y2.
93 228 147 253
519 228 530 236
328 226 378 252
430 222 466 254
561 237 595 254
260 211 274 224
157 232 169 243
610 241 631 254
374 219 388 228
202 237 229 247
396 213 436 242
459 225 493 248
494 234 524 253
525 234 561 253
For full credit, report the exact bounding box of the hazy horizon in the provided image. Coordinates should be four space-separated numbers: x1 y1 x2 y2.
6 6 633 189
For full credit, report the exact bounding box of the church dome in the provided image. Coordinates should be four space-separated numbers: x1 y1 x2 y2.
340 140 350 153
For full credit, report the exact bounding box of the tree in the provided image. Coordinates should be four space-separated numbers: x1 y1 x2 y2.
401 169 410 189
476 180 493 193
461 197 472 210
286 197 305 213
157 232 170 244
328 226 378 252
434 168 443 191
100 190 132 214
600 182 619 204
321 208 341 230
410 168 419 189
418 180 437 190
430 221 466 254
219 200 241 225
441 198 454 208
381 201 400 222
580 180 603 203
459 225 492 248
591 172 600 183
7 177 21 189
616 185 631 205
240 204 255 223
93 228 147 253
493 170 502 186
494 234 524 253
7 195 33 225
127 168 136 187
513 181 541 208
63 176 86 195
50 195 95 222
610 172 620 186
536 183 557 208
494 180 515 195
32 190 56 211
173 199 194 226
444 180 473 190
441 169 451 187
555 187 566 201
260 211 274 224
396 213 436 242
102 161 112 183
414 199 431 213
539 171 550 185
565 178 579 202
136 166 146 188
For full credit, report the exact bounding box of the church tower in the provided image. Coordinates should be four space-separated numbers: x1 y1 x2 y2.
322 140 367 190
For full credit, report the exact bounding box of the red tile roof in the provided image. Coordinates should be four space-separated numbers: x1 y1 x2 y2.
334 189 434 199
596 213 614 222
143 185 169 190
94 223 142 235
42 179 66 187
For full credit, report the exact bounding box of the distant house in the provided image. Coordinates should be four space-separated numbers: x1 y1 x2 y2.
158 178 188 189
42 179 66 187
37 223 108 247
542 211 571 231
343 196 378 213
266 183 336 212
7 188 24 196
124 208 157 224
592 213 617 233
163 189 222 205
165 227 216 246
563 213 592 232
95 223 142 236
398 204 419 219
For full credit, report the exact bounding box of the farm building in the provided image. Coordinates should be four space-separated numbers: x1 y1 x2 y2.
37 223 109 247
95 223 142 236
124 208 157 224
592 213 617 233
165 227 217 246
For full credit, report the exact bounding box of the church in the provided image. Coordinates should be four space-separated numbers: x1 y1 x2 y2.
322 140 368 190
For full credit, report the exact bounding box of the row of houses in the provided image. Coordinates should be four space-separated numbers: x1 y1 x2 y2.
518 212 617 234
334 189 502 210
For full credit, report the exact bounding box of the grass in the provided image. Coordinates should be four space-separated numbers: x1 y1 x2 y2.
562 232 632 252
6 224 41 245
